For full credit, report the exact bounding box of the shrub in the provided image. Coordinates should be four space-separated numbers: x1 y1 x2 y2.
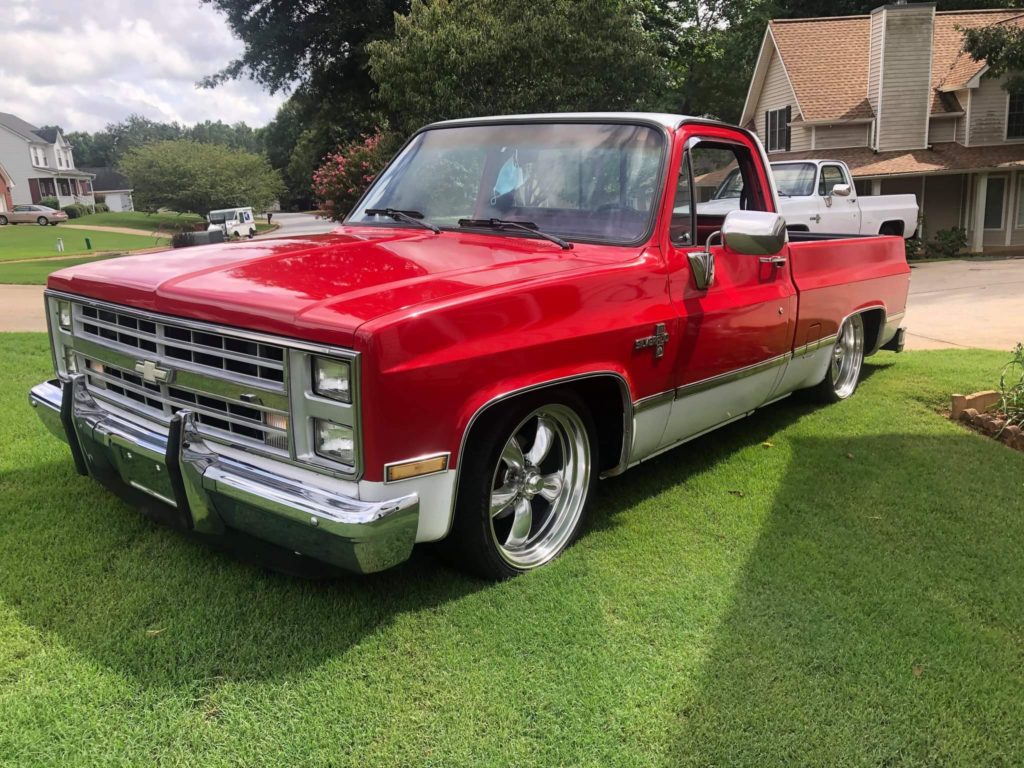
999 343 1024 429
312 130 401 222
171 229 224 248
94 203 110 213
904 236 923 261
924 227 967 259
61 204 89 219
39 196 60 209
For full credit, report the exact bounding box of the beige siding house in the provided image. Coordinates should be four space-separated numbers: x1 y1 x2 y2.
741 3 1024 252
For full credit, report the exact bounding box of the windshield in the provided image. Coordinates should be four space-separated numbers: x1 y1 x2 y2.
349 122 666 244
770 163 817 197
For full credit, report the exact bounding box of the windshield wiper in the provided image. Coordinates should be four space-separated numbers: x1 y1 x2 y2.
364 208 441 234
457 218 572 250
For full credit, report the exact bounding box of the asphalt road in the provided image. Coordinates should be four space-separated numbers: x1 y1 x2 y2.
2 257 1022 351
256 212 337 239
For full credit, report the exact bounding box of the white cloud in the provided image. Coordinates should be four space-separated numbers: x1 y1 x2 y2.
0 0 287 131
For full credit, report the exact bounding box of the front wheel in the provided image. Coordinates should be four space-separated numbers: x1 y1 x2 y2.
808 313 865 403
0 215 7 226
444 391 597 579
37 216 48 226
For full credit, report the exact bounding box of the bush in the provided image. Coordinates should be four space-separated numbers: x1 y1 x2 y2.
925 227 968 259
904 236 923 261
171 230 224 248
39 196 60 209
312 130 401 222
999 343 1024 429
61 204 89 219
94 203 110 213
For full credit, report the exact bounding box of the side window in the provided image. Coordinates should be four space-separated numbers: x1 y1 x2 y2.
819 165 846 196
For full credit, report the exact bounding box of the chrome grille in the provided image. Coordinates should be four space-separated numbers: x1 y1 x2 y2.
79 304 285 385
81 357 289 453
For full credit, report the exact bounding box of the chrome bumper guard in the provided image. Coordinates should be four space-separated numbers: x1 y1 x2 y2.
28 375 419 574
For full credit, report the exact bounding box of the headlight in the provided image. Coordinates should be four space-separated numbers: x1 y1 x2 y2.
314 419 355 465
57 300 72 330
312 357 351 403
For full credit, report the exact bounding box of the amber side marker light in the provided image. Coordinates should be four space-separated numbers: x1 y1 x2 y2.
385 454 449 483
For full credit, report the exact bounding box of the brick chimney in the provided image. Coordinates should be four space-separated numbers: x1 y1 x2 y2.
867 2 936 151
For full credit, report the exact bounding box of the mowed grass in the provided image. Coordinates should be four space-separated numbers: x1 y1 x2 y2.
0 226 166 261
0 254 122 285
1 334 1022 766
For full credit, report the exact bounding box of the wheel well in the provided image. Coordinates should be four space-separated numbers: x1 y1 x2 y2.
462 376 628 477
879 220 904 236
859 308 885 355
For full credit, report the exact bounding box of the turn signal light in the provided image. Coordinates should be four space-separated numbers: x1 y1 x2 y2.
386 455 449 483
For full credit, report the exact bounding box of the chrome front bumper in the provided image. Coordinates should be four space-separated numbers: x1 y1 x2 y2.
28 375 419 574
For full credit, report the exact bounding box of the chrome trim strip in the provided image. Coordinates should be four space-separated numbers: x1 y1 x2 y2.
801 333 838 356
633 390 674 413
383 452 452 484
674 352 791 398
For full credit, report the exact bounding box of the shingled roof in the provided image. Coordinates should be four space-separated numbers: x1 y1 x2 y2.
780 141 1024 178
765 8 1022 123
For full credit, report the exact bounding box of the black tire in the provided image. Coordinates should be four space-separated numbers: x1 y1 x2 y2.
441 388 599 580
0 215 7 226
805 313 866 404
37 216 48 226
248 228 256 239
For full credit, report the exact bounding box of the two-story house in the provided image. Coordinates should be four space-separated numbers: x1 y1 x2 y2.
0 112 95 210
742 2 1024 252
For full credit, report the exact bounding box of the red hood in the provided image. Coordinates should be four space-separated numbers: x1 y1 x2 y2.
48 227 621 348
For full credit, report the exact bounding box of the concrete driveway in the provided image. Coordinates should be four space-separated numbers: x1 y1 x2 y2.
904 259 1024 351
256 212 337 239
2 257 1022 349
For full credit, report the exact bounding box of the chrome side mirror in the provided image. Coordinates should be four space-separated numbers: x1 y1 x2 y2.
831 183 852 197
687 231 718 291
721 210 787 256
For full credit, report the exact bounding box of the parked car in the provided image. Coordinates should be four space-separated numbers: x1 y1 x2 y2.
30 113 910 580
207 207 257 239
697 160 919 238
0 204 68 226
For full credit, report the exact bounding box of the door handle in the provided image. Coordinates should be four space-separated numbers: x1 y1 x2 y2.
759 256 787 268
809 214 821 223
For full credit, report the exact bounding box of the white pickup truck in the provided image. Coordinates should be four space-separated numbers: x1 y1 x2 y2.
707 159 919 239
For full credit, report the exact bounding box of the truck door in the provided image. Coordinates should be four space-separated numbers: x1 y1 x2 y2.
660 129 797 448
817 163 860 233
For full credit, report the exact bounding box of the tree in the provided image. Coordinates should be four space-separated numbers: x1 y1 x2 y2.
368 0 669 135
119 141 285 214
962 12 1024 94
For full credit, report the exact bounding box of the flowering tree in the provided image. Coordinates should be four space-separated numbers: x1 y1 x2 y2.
312 131 397 221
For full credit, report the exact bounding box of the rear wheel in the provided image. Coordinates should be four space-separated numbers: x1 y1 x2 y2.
444 391 597 579
808 313 865 403
248 228 256 239
37 216 48 226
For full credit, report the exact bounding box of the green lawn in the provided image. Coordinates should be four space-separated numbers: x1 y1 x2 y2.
75 211 275 234
0 226 166 261
0 254 122 285
1 336 1022 766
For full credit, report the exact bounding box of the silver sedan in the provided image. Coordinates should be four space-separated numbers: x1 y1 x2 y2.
0 204 69 226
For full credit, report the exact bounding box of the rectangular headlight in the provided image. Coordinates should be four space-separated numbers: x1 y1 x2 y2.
312 357 351 403
314 419 355 466
58 300 72 330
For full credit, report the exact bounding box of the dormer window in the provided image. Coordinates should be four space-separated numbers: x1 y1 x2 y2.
764 107 791 152
1008 93 1024 139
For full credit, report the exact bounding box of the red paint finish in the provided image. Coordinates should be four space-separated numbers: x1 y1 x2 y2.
49 119 911 483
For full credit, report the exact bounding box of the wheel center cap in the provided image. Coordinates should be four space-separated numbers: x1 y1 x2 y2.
523 471 544 497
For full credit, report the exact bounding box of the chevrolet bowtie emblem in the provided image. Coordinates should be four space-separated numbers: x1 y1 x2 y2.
134 359 173 384
634 323 669 359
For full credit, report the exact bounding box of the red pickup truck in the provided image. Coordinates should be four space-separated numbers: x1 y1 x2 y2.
30 114 909 579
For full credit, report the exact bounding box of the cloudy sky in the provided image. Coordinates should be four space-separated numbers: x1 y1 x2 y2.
3 0 287 132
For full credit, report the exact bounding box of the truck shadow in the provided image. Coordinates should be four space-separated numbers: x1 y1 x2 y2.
660 429 1024 764
0 360 895 693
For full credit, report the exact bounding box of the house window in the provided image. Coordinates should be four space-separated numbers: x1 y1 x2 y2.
984 176 1006 230
1008 93 1024 139
764 107 791 152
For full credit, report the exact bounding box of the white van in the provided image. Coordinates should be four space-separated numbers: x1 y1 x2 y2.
207 207 257 239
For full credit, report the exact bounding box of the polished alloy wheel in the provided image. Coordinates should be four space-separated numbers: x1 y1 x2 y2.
488 404 591 569
831 314 865 399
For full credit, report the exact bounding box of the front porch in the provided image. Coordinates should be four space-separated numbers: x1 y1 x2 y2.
29 174 95 209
